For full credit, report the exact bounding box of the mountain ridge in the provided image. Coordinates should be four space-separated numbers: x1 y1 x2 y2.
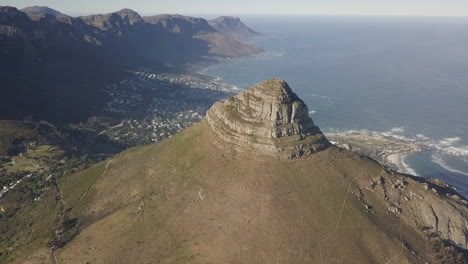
2 79 467 264
0 6 262 124
20 6 69 19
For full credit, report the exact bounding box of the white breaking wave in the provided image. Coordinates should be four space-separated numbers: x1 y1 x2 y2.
198 64 220 74
309 110 316 115
423 136 468 157
438 137 461 147
327 127 468 177
306 93 329 99
401 155 419 176
256 35 289 40
271 51 286 57
381 127 412 141
250 51 286 61
416 134 430 141
390 127 405 133
431 152 468 177
381 130 468 158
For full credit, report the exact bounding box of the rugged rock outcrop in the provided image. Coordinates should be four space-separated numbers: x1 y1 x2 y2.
206 79 330 159
209 16 261 40
206 79 468 251
80 9 144 31
357 173 468 250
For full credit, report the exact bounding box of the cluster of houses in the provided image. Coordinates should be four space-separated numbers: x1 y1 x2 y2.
327 130 422 171
1 69 238 202
102 68 236 146
0 173 32 201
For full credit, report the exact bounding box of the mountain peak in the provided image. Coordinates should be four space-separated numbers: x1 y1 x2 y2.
209 16 260 39
115 8 140 17
216 16 241 21
206 79 330 159
20 6 68 18
114 8 142 24
251 78 294 98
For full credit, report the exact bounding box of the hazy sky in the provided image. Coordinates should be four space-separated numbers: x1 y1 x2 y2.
1 0 468 16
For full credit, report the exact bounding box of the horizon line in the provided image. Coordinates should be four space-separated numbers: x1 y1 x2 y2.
4 5 468 18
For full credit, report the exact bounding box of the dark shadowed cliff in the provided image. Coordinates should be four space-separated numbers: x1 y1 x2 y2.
0 6 262 124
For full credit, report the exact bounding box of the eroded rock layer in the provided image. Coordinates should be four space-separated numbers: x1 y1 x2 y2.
206 79 330 158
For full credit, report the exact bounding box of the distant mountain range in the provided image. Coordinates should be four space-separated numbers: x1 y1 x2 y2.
0 6 262 123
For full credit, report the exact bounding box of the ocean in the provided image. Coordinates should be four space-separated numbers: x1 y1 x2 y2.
201 15 468 197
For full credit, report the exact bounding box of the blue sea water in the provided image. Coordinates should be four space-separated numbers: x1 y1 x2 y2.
202 16 468 197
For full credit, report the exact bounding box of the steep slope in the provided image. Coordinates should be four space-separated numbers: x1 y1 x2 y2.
0 6 124 123
3 79 467 264
209 16 261 40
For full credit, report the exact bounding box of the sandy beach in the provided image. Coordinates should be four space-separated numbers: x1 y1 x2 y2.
327 131 422 176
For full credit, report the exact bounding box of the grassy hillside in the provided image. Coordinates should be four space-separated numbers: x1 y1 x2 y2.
2 120 466 263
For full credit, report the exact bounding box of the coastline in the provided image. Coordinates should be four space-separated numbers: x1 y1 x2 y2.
326 130 422 176
387 152 419 175
193 53 424 177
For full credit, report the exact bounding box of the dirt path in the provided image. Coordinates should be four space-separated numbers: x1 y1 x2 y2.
49 160 113 264
49 177 65 264
319 155 409 263
319 161 378 264
384 222 404 263
76 160 113 206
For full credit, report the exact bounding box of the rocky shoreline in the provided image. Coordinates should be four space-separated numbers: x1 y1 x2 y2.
326 130 422 175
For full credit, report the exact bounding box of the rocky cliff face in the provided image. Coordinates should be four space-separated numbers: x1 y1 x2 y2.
144 14 262 57
355 170 468 250
144 14 215 34
206 79 468 252
209 16 260 40
80 9 143 31
206 79 330 159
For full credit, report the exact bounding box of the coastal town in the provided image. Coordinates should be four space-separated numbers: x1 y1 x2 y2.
1 69 427 206
0 69 237 205
101 69 237 146
326 130 423 174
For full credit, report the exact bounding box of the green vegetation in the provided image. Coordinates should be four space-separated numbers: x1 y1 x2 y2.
60 162 107 210
0 188 58 263
26 145 64 159
0 121 36 157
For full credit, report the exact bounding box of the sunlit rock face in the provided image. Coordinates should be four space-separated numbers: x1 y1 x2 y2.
206 78 330 159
